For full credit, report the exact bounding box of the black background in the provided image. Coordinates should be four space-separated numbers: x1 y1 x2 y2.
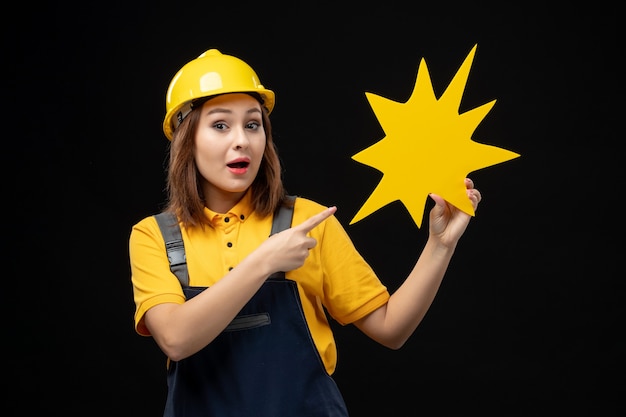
7 2 622 416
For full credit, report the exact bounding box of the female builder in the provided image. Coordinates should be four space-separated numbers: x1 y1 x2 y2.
129 49 482 416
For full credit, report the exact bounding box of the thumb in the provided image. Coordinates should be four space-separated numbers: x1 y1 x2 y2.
428 193 446 208
428 193 448 218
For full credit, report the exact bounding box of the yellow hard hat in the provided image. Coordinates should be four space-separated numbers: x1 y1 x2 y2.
162 49 275 140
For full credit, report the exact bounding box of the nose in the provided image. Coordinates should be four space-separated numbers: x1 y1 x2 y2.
232 127 250 149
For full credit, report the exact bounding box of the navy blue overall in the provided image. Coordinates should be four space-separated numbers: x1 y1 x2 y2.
155 201 349 417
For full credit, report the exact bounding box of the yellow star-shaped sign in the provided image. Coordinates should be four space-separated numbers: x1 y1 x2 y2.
350 44 520 228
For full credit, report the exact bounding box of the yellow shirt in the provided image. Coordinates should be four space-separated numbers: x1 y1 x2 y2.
129 194 390 374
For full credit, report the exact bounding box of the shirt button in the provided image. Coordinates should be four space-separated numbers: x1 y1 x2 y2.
224 217 230 223
227 242 233 248
229 266 233 271
240 214 245 220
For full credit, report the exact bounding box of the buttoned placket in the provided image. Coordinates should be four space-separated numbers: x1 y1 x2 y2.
219 213 242 274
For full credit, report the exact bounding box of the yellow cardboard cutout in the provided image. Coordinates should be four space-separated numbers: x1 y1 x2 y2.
350 44 520 228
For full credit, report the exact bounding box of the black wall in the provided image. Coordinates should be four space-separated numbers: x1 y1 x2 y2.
8 2 621 416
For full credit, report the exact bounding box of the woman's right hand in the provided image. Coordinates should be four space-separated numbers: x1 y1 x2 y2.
259 206 337 273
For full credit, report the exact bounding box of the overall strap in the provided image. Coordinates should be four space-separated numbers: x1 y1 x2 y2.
154 212 189 287
270 195 296 236
154 195 296 289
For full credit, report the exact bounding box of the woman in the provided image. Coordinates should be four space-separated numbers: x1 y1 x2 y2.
129 49 482 416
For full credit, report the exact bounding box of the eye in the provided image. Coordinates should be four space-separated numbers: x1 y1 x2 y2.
213 122 228 130
246 121 261 130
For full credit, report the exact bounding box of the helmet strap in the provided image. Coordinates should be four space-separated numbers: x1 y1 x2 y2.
174 102 193 130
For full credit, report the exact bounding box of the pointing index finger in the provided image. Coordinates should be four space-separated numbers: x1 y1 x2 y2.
295 206 337 233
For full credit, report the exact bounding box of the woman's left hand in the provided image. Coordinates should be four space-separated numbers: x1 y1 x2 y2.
427 178 482 248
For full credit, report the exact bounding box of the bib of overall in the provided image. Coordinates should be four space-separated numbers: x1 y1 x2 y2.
154 199 349 417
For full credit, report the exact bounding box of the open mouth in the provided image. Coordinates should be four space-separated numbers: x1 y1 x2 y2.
227 158 251 174
227 161 250 169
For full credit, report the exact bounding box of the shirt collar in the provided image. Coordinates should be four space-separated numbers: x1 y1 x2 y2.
203 191 253 227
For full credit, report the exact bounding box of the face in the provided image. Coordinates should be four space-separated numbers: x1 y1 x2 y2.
194 93 266 210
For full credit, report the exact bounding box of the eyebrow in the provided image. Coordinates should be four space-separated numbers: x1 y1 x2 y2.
206 107 262 116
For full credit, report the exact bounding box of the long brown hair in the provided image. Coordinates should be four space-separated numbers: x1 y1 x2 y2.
164 98 287 229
